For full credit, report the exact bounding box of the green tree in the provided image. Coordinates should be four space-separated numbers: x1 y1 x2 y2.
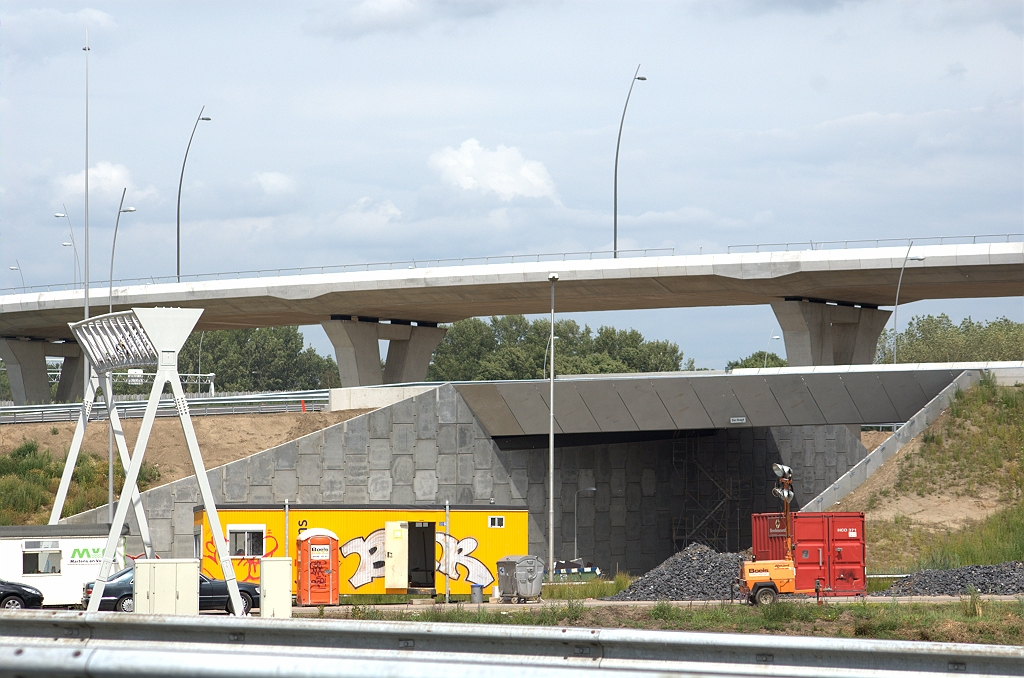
0 363 10 402
727 352 788 370
876 314 1024 364
427 315 691 381
177 327 340 393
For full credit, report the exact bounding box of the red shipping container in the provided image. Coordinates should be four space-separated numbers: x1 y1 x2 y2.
750 512 865 596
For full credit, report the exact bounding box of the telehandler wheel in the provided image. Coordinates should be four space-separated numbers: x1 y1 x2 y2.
754 587 778 606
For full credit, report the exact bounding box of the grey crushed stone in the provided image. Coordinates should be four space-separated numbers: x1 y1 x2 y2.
607 543 744 601
871 561 1024 597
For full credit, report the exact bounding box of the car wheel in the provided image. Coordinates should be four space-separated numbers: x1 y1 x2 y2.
116 596 134 613
227 592 253 616
1 596 25 610
754 587 778 606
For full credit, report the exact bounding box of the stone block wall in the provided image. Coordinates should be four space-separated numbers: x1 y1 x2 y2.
66 385 516 558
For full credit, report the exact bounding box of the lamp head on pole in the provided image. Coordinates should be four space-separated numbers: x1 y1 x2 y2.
55 213 66 218
548 272 559 283
200 117 211 121
635 76 647 81
120 207 136 213
8 266 17 271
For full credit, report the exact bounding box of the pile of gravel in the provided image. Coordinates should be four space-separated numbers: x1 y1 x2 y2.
871 561 1024 597
607 543 744 601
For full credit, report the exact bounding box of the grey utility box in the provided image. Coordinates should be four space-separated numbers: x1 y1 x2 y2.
496 555 544 603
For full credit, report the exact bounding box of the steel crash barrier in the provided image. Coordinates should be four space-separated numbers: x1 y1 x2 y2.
0 390 329 424
0 611 1022 678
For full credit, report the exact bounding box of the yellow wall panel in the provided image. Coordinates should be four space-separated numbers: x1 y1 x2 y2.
196 507 528 598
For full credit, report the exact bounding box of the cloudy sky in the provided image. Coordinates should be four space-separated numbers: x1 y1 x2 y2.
2 1 1022 368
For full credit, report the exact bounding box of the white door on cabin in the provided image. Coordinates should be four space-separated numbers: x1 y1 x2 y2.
384 521 408 590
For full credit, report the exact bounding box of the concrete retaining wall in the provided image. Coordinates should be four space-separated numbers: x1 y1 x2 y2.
801 370 983 512
67 386 868 573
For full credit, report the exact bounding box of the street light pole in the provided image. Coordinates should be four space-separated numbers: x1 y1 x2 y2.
56 206 80 285
106 189 136 523
9 261 24 289
763 334 781 369
892 243 925 364
176 106 211 283
547 272 558 582
574 486 596 561
109 189 136 314
613 64 646 259
83 31 90 322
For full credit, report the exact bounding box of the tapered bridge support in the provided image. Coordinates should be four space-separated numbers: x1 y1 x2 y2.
771 300 891 367
321 319 446 387
0 339 83 405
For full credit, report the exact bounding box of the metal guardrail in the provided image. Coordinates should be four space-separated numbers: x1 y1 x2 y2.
727 232 1023 254
0 610 1021 678
0 390 329 425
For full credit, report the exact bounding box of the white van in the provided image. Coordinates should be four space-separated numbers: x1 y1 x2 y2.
0 524 127 607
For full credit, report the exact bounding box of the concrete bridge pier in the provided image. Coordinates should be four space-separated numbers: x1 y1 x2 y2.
771 300 891 367
322 318 446 388
0 338 50 404
0 339 82 405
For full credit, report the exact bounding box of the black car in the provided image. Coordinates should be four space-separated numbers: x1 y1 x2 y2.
84 567 260 614
1 579 44 609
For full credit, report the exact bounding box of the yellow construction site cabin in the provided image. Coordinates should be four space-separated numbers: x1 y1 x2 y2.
194 505 528 597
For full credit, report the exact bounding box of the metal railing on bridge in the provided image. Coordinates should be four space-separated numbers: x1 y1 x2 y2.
0 390 329 425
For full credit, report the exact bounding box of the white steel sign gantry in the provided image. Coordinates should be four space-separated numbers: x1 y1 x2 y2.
58 307 245 616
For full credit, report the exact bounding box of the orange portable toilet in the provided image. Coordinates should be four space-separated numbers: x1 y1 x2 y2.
296 528 339 606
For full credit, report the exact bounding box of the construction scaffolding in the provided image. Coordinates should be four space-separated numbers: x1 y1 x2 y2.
671 435 752 554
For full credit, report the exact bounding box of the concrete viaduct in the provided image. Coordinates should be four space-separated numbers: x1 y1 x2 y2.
2 241 1022 405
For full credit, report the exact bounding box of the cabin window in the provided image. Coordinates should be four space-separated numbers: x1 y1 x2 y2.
488 516 505 528
23 540 61 574
227 525 265 557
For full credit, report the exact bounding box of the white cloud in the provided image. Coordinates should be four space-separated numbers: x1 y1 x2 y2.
253 171 296 195
1 8 117 63
55 162 158 201
429 138 557 202
305 0 513 39
335 197 402 231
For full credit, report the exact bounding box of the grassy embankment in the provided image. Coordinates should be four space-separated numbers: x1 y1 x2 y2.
333 596 1024 645
0 437 159 525
865 376 1024 576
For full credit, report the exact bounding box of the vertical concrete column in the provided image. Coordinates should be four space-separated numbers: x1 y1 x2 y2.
55 344 84 403
321 319 383 388
771 301 891 367
382 325 447 384
0 338 51 405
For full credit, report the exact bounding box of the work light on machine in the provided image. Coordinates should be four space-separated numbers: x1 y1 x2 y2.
772 486 794 503
772 463 792 480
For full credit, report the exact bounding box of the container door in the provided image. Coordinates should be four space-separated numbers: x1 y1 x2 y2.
176 561 200 615
384 521 409 590
152 563 176 614
133 562 150 614
829 515 866 593
792 514 828 592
